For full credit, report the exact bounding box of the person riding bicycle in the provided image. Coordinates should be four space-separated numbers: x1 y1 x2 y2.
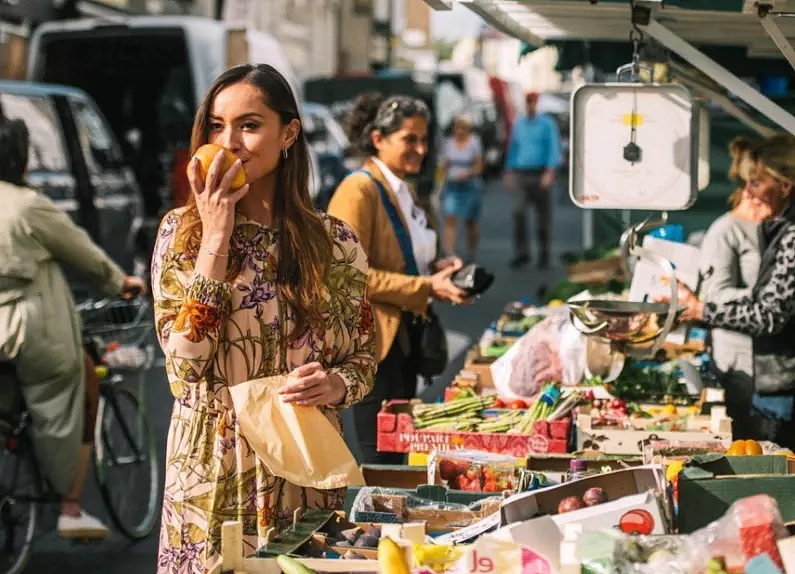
0 116 146 539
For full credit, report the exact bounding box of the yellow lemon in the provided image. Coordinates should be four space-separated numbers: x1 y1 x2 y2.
547 299 565 308
663 404 677 416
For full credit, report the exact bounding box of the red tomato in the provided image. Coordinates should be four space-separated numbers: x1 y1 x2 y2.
494 398 507 409
509 400 527 410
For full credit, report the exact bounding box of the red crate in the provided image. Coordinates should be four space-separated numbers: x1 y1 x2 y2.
376 400 570 456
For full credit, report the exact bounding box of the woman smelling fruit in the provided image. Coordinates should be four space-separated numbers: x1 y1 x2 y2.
151 64 375 573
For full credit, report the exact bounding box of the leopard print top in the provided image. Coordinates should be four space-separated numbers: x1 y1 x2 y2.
703 226 795 337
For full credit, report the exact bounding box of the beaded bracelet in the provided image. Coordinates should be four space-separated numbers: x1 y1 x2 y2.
202 245 229 258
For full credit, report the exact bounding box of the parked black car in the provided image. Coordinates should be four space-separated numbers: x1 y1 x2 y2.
303 102 351 211
0 81 144 292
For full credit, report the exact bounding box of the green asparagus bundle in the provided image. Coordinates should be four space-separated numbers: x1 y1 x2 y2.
413 412 482 430
476 410 524 433
412 395 496 425
508 396 557 434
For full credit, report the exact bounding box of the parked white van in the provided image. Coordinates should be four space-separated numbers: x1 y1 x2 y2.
27 16 320 221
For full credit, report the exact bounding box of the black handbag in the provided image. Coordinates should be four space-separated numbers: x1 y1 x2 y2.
410 306 449 378
358 170 448 377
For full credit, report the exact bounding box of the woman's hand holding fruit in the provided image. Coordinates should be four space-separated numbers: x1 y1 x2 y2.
188 144 250 248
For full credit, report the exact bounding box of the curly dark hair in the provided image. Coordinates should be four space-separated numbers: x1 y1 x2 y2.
0 117 29 186
346 92 430 156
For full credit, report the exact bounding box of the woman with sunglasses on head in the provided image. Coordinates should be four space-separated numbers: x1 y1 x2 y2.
697 136 769 438
150 64 376 573
328 93 469 464
661 133 795 450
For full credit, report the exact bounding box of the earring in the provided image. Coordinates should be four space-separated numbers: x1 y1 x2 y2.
282 147 288 159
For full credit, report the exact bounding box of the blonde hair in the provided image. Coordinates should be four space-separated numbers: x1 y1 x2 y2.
749 133 795 185
727 134 795 208
728 136 755 208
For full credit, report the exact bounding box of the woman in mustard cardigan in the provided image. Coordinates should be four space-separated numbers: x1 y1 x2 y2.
328 93 469 464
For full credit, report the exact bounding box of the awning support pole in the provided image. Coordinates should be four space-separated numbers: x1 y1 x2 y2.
642 19 795 135
757 8 795 75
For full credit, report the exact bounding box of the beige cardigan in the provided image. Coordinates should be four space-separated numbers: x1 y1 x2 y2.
327 160 434 363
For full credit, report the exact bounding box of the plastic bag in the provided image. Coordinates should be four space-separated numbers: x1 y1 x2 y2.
428 450 520 492
349 486 501 530
492 315 569 398
578 494 789 574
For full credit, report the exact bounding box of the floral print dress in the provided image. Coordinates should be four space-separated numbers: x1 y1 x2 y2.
150 208 376 574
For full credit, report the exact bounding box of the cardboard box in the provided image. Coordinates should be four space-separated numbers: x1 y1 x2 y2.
525 453 644 483
463 347 496 388
499 465 668 528
348 485 501 533
500 491 668 561
376 399 570 456
576 409 732 455
567 255 626 284
678 455 795 533
360 465 427 490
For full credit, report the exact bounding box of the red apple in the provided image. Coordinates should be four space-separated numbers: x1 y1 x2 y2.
557 496 585 514
582 487 608 507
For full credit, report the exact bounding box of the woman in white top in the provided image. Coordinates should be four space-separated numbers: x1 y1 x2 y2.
328 93 469 464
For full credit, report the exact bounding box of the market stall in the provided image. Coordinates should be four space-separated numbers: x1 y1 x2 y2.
224 1 795 572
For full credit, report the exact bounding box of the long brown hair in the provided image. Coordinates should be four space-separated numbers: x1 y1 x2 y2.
178 63 332 339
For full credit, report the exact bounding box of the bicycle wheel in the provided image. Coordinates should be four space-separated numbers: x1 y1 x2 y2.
94 388 159 540
0 422 41 574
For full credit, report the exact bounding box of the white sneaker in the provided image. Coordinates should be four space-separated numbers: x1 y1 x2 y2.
57 511 110 539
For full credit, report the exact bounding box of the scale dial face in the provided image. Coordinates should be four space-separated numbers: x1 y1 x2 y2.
570 84 696 211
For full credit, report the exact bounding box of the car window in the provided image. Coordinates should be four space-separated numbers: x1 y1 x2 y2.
69 97 123 174
0 92 69 172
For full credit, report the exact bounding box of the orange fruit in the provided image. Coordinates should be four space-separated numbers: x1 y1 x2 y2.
726 439 763 456
726 440 747 456
191 143 246 190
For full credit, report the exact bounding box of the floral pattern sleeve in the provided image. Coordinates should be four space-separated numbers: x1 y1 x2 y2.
151 210 231 394
325 217 377 408
703 227 795 338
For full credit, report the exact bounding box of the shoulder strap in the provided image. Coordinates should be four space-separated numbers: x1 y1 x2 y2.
356 170 419 276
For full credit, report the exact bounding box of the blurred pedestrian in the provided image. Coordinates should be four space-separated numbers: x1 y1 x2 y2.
0 116 145 540
441 115 484 263
503 91 561 269
661 133 795 450
699 136 765 438
329 93 469 464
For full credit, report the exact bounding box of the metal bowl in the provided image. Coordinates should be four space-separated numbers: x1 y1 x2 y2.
568 299 684 344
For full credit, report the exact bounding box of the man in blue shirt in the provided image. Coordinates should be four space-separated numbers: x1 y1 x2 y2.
503 92 562 269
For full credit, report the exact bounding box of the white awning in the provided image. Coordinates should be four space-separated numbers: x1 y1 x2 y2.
455 0 795 58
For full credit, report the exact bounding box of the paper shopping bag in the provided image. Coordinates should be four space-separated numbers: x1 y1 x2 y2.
229 375 365 490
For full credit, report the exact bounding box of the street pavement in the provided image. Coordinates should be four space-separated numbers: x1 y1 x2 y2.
26 182 583 573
